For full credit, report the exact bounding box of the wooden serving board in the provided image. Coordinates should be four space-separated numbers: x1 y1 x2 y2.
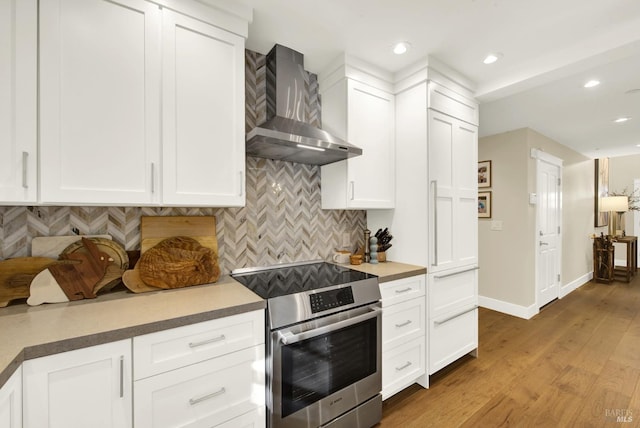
61 238 129 293
140 216 217 256
123 216 218 293
0 257 69 307
32 235 112 258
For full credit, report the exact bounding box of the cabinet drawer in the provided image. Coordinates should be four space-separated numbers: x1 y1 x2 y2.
134 310 264 380
429 268 477 317
380 275 425 307
382 336 425 400
382 298 425 349
134 345 265 428
429 306 477 374
215 408 265 428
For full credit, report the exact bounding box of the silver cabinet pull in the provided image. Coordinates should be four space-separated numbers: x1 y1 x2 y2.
238 171 243 196
434 306 478 325
150 162 155 193
431 180 438 266
22 152 28 188
119 356 124 398
434 266 479 279
189 334 225 348
395 320 412 328
189 387 226 405
350 181 355 200
396 361 412 371
539 241 549 246
394 287 412 294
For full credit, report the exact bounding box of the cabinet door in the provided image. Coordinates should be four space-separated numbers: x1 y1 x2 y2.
346 80 395 209
0 0 37 203
23 340 132 428
428 110 477 272
0 366 21 428
162 10 245 207
39 0 161 205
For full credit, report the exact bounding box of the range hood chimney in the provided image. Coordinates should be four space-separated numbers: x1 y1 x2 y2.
246 45 362 166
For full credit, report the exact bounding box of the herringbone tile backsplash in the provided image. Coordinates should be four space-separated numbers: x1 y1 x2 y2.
0 50 367 273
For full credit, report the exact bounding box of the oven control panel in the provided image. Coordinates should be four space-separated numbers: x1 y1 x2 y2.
309 286 355 313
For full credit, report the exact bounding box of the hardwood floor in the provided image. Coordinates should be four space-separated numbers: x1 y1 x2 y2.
380 276 640 427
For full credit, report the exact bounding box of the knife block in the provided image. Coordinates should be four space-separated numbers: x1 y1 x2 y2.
377 251 386 262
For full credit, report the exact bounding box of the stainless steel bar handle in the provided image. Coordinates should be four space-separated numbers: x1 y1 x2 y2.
279 306 381 345
119 356 124 398
189 387 226 405
394 287 412 294
238 171 243 196
434 305 478 326
189 335 225 348
22 152 28 188
395 320 412 328
431 180 438 267
395 361 412 371
350 181 355 200
151 163 155 193
434 266 479 279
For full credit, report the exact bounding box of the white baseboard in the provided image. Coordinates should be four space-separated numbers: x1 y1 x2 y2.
480 271 593 320
559 271 593 298
478 295 538 320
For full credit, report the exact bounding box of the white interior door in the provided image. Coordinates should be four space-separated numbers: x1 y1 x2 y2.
536 155 562 308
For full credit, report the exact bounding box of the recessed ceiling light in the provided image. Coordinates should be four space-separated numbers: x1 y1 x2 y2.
483 53 502 64
614 117 631 123
584 80 600 88
392 42 411 55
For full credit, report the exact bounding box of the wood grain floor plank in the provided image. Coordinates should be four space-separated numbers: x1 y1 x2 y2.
380 275 640 427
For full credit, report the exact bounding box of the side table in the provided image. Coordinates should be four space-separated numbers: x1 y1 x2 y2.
613 236 638 283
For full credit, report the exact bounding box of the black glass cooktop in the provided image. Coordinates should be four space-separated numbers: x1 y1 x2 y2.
231 261 376 300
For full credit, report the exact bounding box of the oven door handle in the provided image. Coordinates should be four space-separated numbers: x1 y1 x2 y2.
278 306 381 345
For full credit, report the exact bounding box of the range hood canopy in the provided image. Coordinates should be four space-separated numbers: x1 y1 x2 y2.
246 45 362 166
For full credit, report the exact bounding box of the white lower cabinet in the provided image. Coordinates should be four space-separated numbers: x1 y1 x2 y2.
23 339 132 428
133 310 266 428
0 366 22 428
428 267 478 374
380 274 426 399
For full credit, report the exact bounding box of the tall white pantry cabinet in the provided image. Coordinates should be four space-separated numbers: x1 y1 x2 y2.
368 65 479 380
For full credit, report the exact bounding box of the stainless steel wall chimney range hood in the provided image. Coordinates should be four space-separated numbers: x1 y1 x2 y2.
246 44 362 166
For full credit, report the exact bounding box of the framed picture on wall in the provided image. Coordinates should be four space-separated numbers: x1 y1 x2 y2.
478 160 492 188
478 191 492 218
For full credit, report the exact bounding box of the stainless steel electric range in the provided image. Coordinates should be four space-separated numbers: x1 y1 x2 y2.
231 260 382 428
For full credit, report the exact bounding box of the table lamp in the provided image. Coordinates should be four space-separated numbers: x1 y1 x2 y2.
600 196 629 237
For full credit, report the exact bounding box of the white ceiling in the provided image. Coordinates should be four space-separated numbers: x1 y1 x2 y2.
239 0 640 159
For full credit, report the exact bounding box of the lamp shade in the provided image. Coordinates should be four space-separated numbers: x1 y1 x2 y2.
600 196 629 212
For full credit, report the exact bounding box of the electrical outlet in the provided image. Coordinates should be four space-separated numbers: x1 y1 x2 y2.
491 220 503 231
342 232 350 248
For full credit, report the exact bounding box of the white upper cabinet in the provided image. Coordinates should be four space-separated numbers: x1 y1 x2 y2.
39 0 161 205
161 10 245 207
0 0 37 203
321 72 395 210
37 0 246 206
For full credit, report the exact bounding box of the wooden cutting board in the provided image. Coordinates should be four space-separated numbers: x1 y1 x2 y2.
123 216 218 293
0 257 71 307
61 238 129 293
32 235 112 258
140 216 218 256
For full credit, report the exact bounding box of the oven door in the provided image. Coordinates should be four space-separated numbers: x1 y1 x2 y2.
270 303 382 428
